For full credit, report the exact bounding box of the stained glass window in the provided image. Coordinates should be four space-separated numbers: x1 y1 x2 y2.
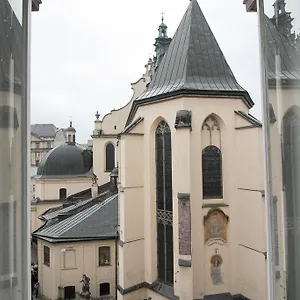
105 143 115 172
202 145 223 199
155 121 173 285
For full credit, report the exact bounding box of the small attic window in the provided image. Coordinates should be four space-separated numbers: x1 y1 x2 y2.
59 188 67 199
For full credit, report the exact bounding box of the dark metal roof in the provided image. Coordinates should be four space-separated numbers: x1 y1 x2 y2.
204 294 234 300
265 15 300 87
40 189 111 222
234 110 262 126
0 0 22 93
121 117 144 134
31 124 58 138
136 0 253 106
33 194 118 242
36 143 93 177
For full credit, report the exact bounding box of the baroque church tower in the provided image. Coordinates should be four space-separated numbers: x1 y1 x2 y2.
117 1 265 299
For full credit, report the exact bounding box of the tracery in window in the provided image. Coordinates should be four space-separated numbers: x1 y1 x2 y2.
202 115 220 147
155 120 173 285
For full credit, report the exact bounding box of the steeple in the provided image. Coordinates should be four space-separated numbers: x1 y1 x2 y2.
136 0 253 108
66 121 76 143
271 0 296 44
154 13 172 68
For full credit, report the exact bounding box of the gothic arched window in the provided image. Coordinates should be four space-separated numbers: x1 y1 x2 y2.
202 145 223 199
282 108 300 299
105 143 115 172
155 120 173 285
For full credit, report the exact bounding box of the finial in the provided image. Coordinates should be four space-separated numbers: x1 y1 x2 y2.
161 11 165 23
70 121 73 127
95 111 100 120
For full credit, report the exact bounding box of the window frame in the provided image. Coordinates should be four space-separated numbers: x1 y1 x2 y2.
99 282 110 296
202 145 223 199
43 245 50 267
155 120 174 285
59 188 67 199
98 246 111 266
105 143 115 172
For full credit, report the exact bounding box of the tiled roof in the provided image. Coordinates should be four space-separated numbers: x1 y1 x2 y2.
136 0 253 106
33 194 118 242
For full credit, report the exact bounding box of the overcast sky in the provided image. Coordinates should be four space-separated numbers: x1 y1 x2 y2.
30 0 300 143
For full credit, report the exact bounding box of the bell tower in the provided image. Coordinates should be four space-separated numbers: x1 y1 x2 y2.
66 121 76 143
154 13 172 68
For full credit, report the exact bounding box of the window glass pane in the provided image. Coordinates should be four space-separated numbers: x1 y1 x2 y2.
43 246 50 266
100 282 110 296
202 145 223 199
106 143 115 172
155 121 173 285
99 246 110 265
260 0 300 298
0 0 29 299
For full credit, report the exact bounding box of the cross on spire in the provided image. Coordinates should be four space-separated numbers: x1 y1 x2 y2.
161 11 165 23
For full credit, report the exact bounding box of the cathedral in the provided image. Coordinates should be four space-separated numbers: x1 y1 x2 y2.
93 0 265 299
30 0 300 299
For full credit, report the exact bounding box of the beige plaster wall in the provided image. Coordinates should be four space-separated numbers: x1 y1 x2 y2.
118 133 145 289
101 76 151 135
34 178 91 200
38 239 116 300
92 138 117 185
118 95 266 299
92 74 150 185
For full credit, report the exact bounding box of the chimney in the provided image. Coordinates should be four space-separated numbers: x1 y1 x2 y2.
110 167 118 193
91 174 98 199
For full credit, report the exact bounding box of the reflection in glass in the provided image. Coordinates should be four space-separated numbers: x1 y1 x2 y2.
0 0 29 299
260 0 300 298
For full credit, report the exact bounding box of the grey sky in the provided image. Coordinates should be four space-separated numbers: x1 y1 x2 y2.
30 0 299 143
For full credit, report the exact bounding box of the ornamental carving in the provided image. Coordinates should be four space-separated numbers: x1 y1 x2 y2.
204 209 228 244
202 115 220 131
175 110 192 129
210 253 224 285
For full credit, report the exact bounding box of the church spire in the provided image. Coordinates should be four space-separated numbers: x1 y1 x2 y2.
154 13 172 68
271 0 296 45
136 0 253 108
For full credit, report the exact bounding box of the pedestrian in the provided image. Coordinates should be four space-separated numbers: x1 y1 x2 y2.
34 282 39 298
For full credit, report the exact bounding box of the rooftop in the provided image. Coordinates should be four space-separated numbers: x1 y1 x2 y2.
31 124 58 139
136 0 253 106
33 192 118 243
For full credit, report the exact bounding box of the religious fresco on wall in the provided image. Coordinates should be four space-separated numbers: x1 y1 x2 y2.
210 253 224 285
204 209 228 244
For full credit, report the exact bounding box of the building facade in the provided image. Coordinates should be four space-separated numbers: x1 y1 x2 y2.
89 1 270 299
